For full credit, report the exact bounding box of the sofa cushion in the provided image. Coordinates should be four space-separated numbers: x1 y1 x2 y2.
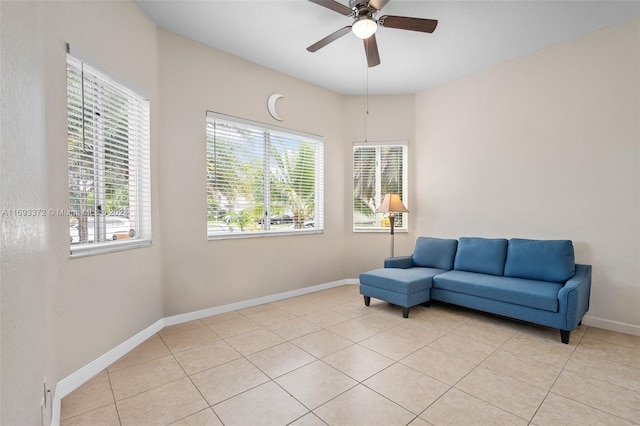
433 270 563 312
504 239 575 283
454 237 508 276
360 267 445 294
412 237 458 270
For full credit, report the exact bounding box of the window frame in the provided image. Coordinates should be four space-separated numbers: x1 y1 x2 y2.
353 141 408 233
206 111 324 240
66 52 152 257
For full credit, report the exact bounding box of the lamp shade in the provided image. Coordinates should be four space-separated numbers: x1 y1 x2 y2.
352 17 378 39
377 193 409 213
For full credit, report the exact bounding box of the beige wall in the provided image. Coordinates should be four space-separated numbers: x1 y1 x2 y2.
1 1 163 423
43 1 164 380
342 95 417 273
414 18 640 330
1 2 52 424
157 30 349 316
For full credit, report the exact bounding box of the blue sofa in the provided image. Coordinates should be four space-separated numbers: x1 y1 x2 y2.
359 237 592 344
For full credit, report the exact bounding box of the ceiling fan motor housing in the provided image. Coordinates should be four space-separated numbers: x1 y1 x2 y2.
350 0 377 17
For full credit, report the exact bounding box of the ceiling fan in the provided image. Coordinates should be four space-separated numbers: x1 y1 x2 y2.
306 0 438 67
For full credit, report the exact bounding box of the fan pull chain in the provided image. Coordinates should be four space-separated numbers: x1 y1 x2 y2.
364 64 369 143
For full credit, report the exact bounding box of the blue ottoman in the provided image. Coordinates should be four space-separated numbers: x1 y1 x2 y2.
359 267 442 318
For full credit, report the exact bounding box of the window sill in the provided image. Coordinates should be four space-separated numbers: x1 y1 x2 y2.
70 239 152 258
208 229 323 241
353 228 408 233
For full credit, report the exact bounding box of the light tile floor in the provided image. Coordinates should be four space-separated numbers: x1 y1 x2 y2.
61 285 640 425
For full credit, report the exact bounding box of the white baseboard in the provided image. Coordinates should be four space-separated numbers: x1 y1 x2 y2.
164 278 358 327
51 318 164 425
51 279 358 425
582 315 640 337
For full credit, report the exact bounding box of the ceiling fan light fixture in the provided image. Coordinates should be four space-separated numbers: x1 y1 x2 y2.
352 16 377 39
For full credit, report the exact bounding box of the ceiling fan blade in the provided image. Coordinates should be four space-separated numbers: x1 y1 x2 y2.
379 15 438 33
368 0 390 12
307 0 353 16
363 34 380 67
307 26 352 52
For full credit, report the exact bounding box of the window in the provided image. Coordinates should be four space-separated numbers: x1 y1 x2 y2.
206 112 324 238
353 142 408 231
67 52 151 256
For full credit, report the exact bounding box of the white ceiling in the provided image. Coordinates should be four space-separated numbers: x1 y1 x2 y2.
135 0 640 95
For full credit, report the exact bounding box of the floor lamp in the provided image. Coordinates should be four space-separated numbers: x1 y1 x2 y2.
377 193 409 258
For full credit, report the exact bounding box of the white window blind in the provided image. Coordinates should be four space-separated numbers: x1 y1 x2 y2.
67 53 151 256
353 142 408 231
206 112 324 238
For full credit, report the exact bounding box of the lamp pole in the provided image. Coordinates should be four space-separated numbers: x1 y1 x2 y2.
388 212 396 258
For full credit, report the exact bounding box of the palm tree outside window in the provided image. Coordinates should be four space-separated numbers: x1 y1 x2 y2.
206 112 324 238
353 142 408 231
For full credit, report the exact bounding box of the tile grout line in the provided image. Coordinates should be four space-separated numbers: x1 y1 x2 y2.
209 293 362 424
538 326 640 424
222 295 402 424
527 325 587 424
162 328 228 425
104 369 123 426
411 321 529 424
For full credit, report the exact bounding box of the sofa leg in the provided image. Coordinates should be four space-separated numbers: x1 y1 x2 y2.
402 307 409 318
363 296 371 306
560 330 570 344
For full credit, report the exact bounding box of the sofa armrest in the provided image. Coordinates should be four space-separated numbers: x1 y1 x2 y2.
558 264 592 330
384 256 414 269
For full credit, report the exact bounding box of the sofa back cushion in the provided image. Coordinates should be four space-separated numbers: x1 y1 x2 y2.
504 238 575 282
454 237 508 276
412 237 458 270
